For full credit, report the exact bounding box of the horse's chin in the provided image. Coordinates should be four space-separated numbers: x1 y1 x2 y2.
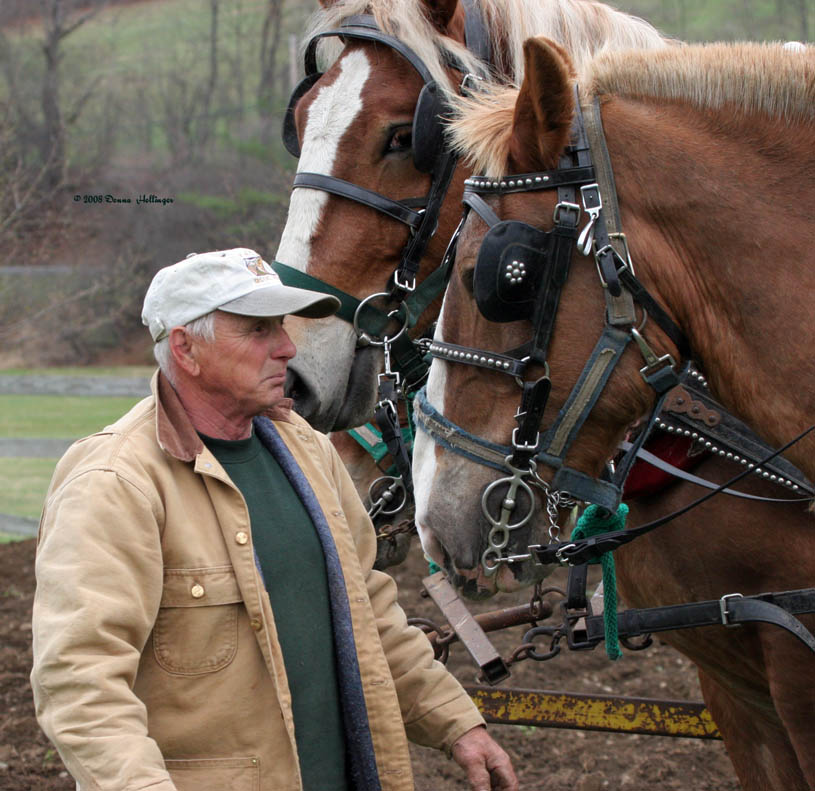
286 343 380 432
447 560 550 600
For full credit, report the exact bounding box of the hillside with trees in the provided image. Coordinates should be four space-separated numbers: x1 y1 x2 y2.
0 0 809 366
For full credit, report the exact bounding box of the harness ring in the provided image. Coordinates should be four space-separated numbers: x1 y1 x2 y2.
352 292 409 346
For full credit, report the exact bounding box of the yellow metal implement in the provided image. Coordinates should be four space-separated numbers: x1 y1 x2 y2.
464 685 721 739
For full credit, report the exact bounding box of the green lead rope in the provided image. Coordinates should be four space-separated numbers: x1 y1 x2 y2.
427 559 442 575
570 503 629 661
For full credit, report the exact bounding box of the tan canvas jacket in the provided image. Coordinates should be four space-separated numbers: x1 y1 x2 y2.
31 372 483 791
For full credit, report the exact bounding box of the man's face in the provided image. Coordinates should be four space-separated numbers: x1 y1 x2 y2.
192 311 296 419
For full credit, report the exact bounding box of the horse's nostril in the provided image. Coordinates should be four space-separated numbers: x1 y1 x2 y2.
284 369 301 400
285 368 318 421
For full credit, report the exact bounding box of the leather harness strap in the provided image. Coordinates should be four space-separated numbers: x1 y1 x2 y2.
581 590 815 654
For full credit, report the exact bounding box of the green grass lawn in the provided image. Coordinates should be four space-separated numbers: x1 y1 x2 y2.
0 366 155 378
0 369 149 533
0 458 57 520
0 394 144 438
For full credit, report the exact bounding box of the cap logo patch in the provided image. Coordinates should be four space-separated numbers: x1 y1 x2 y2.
245 256 270 278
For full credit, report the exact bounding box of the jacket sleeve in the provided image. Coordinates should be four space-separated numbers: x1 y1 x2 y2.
323 437 485 753
31 461 177 791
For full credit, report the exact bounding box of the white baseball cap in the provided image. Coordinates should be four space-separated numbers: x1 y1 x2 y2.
142 248 339 341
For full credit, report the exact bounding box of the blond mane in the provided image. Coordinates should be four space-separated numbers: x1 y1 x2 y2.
303 0 669 96
584 42 815 122
450 42 815 177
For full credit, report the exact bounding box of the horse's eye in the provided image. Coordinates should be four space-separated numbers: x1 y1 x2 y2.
460 267 475 295
385 126 413 155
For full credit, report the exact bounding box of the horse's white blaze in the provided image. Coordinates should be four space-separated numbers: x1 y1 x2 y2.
413 305 448 566
275 50 371 271
274 51 373 430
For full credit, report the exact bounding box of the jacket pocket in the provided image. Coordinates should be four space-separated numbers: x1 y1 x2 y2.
165 756 259 791
153 566 242 675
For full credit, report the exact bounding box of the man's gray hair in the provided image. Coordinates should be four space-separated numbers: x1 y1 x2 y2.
153 312 217 384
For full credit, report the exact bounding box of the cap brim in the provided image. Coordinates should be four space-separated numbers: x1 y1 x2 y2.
218 285 340 319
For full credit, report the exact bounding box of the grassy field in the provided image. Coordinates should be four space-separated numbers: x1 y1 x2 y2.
0 366 154 377
0 368 148 538
0 458 62 520
0 395 144 438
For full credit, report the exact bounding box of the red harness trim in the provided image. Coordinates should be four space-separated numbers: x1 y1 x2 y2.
623 433 708 500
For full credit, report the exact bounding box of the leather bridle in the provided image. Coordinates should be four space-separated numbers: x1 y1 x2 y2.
415 90 691 572
274 5 493 388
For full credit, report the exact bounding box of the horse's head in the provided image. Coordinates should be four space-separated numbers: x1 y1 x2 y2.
414 36 677 597
276 0 670 432
276 0 485 431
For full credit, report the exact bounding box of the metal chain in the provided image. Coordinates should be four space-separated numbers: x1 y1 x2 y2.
531 469 577 543
375 518 417 541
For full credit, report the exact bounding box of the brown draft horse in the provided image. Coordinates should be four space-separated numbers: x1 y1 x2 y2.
412 37 815 790
277 0 669 433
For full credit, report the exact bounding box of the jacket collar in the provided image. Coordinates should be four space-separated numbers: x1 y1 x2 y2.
152 370 293 462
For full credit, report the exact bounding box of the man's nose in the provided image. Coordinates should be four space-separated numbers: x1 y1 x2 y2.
273 326 297 360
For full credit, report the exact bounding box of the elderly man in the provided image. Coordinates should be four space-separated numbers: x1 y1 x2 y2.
31 248 517 791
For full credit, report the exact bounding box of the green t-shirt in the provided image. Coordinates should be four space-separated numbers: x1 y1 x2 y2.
201 431 349 791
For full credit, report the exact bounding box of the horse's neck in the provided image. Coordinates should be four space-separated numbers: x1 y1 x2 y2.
605 97 815 476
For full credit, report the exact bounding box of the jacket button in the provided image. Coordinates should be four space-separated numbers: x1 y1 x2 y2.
235 531 249 545
190 584 205 599
250 618 263 631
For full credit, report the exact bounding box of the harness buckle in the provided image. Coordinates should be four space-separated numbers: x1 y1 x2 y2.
608 232 635 276
392 270 416 293
593 244 628 288
511 426 540 452
577 184 603 256
553 201 581 227
719 593 744 627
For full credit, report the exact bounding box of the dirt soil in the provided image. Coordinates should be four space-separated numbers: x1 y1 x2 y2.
1 537 741 791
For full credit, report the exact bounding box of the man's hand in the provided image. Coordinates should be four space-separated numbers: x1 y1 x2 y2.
450 725 519 791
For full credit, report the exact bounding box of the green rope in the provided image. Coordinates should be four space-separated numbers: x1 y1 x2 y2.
427 559 442 575
570 503 629 661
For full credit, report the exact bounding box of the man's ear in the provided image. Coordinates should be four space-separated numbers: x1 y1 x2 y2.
169 327 200 377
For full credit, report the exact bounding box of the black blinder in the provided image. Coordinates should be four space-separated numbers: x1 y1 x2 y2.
282 72 323 158
412 81 447 173
474 221 550 322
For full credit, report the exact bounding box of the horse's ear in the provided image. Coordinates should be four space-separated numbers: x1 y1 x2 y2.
420 0 460 33
508 37 576 172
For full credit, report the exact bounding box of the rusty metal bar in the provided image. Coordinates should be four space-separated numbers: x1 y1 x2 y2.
422 601 553 644
464 685 721 739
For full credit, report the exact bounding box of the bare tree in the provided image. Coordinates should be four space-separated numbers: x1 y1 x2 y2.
258 0 286 120
38 0 105 188
159 0 221 163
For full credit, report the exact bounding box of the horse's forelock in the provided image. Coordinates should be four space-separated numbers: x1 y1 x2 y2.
447 86 518 178
303 0 490 97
